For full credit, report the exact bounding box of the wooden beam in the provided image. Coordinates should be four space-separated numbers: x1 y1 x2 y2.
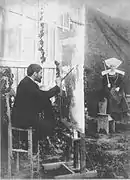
55 170 97 179
42 162 66 171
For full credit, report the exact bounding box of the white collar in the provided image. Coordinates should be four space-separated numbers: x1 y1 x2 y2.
27 76 36 83
102 69 125 76
27 76 41 87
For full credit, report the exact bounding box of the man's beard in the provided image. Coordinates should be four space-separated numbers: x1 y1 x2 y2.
35 77 41 83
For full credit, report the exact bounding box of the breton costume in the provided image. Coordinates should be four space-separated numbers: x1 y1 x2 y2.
101 58 129 122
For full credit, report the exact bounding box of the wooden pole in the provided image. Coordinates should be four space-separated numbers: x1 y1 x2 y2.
64 136 72 162
79 5 86 174
37 141 40 178
8 122 12 178
73 139 79 169
16 152 20 172
6 94 12 178
80 133 86 173
28 128 33 179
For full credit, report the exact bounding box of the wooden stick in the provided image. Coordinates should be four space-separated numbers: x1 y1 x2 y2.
16 152 20 173
61 66 75 81
37 141 40 178
28 128 33 179
12 127 29 132
6 94 12 178
8 123 12 178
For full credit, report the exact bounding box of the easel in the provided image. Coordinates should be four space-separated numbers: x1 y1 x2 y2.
53 120 97 179
73 130 86 173
60 119 96 174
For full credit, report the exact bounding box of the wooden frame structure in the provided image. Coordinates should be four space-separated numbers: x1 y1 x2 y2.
6 93 40 179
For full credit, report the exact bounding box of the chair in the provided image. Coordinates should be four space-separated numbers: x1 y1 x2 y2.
6 94 40 178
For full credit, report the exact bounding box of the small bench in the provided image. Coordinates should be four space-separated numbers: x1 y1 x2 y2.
97 113 115 134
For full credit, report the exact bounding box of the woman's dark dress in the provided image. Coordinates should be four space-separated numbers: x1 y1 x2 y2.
102 73 129 121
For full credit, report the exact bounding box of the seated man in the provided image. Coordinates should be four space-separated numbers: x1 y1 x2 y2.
11 64 61 142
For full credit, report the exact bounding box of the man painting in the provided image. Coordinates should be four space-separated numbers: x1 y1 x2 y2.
11 64 61 141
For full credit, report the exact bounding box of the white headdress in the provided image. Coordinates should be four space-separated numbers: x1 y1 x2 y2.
105 58 122 68
102 58 125 76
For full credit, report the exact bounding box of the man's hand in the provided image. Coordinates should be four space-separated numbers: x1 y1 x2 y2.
108 83 111 88
39 84 45 90
55 77 61 87
115 87 120 92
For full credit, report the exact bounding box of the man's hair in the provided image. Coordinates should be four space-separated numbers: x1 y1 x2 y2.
27 64 42 76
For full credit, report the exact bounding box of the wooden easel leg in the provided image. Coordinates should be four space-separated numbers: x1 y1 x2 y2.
73 139 79 169
80 133 86 173
65 136 72 162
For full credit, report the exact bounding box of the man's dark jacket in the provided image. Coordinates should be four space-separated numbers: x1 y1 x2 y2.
11 76 60 135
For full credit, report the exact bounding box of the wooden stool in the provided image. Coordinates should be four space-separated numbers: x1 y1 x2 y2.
6 94 40 178
97 113 115 134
